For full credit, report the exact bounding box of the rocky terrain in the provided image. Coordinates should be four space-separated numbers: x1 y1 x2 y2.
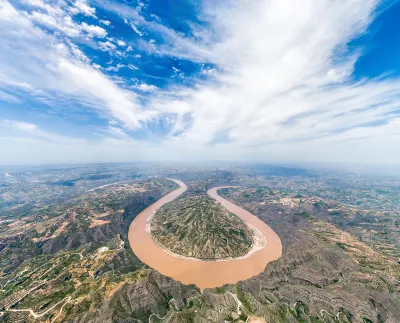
0 178 178 322
0 165 399 322
150 195 253 260
80 185 399 323
220 187 400 323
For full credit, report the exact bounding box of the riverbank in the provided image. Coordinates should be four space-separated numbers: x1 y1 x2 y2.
128 179 282 290
146 213 267 262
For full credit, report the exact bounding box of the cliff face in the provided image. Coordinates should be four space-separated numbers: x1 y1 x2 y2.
69 270 199 323
49 196 150 253
2 176 399 323
68 221 399 323
65 192 400 323
226 189 400 323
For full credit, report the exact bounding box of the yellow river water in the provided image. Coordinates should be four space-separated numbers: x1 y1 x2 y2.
128 179 282 290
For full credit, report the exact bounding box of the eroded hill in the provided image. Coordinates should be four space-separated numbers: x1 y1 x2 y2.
1 166 399 323
150 195 253 260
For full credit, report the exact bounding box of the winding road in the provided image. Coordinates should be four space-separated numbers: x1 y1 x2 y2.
128 178 282 290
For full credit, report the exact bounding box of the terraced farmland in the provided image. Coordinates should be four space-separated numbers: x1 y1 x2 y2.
150 195 254 260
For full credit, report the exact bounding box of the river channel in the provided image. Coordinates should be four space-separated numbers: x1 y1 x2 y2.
128 178 282 290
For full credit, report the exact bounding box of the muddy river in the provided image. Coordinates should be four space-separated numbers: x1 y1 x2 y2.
128 179 282 290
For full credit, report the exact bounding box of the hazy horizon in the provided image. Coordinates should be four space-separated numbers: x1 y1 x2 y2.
1 160 400 177
1 0 399 167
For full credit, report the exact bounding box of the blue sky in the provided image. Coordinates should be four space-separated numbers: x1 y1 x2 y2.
0 0 399 166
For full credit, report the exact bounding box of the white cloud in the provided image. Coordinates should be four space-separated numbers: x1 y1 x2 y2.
66 41 91 63
201 66 216 75
80 22 107 37
2 120 39 133
136 1 145 12
100 19 110 26
100 1 214 62
172 66 184 79
1 0 400 166
27 10 81 37
21 0 64 16
105 63 125 72
0 0 155 129
0 120 164 165
127 64 138 70
20 1 106 38
55 58 156 127
145 0 398 165
70 0 96 18
117 39 126 46
98 40 116 51
127 20 144 36
133 83 158 92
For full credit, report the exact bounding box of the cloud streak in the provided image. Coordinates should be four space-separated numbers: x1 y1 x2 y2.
0 0 155 129
149 0 400 154
0 0 399 166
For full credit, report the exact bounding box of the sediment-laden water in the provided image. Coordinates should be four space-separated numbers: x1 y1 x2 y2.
128 179 282 290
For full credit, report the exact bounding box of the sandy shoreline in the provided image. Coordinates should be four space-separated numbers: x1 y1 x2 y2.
128 178 282 290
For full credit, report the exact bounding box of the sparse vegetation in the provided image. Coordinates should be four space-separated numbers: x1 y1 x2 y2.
0 165 399 322
151 195 253 259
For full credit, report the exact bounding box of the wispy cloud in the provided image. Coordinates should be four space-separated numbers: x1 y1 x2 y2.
0 119 86 144
132 83 158 92
0 0 155 129
124 18 144 36
21 0 105 38
69 0 97 18
0 119 163 165
1 0 399 166
80 22 107 37
97 0 216 62
146 0 400 152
